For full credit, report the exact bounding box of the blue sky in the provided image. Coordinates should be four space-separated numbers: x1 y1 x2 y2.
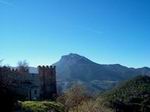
0 0 150 67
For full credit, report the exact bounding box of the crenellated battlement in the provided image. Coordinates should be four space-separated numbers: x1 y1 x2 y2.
39 65 55 72
0 66 17 75
0 66 29 74
38 65 56 72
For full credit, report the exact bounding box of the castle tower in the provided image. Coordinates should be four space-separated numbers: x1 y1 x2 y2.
38 65 57 99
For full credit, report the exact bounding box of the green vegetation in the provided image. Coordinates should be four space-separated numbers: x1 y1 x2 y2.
21 101 65 112
99 76 150 112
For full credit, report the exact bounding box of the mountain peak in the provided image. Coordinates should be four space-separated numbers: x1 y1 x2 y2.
60 53 91 63
62 53 82 58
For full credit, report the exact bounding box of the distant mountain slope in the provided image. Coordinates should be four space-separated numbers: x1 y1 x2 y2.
100 76 150 112
54 53 150 81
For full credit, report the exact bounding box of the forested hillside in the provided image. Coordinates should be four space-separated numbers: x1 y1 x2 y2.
100 76 150 112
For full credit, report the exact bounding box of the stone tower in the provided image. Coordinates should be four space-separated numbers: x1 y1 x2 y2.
38 65 57 99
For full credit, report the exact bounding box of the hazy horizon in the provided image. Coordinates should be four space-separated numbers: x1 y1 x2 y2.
1 0 150 67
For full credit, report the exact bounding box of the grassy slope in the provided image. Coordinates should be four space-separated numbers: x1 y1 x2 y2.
21 101 64 112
